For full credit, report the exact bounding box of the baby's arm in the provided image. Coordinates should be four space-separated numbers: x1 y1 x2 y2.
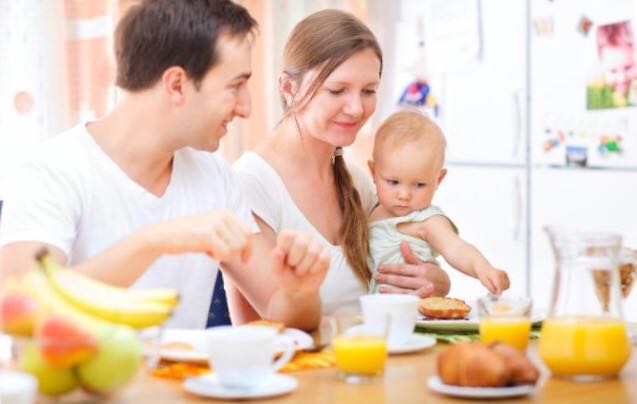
420 216 510 295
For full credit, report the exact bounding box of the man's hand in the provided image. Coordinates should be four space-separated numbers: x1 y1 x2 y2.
374 241 450 297
476 266 510 295
152 209 253 263
271 230 330 296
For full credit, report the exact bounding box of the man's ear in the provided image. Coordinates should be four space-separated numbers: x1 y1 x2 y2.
436 168 448 188
278 72 297 108
367 160 376 177
162 66 189 106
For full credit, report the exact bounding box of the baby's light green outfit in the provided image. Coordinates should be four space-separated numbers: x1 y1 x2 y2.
368 205 457 292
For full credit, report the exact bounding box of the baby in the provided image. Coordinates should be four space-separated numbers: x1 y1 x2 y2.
367 110 510 295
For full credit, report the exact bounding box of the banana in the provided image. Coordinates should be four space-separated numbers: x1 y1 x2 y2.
19 270 140 372
36 251 174 329
20 270 115 333
41 258 179 307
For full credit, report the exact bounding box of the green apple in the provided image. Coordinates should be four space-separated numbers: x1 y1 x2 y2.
18 341 77 396
76 325 142 393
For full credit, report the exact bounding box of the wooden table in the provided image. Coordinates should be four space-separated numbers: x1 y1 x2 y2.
117 342 637 404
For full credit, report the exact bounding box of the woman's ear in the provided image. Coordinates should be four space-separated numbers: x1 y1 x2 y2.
278 72 296 108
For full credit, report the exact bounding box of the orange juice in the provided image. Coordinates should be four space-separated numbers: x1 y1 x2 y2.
479 316 531 351
332 335 387 375
538 316 632 378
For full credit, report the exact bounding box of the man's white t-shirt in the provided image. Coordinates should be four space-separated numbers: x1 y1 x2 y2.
0 124 257 329
233 152 377 315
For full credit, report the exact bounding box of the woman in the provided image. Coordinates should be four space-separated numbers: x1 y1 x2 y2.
230 9 450 322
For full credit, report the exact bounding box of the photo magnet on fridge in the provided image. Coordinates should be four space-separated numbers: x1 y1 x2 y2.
587 20 637 110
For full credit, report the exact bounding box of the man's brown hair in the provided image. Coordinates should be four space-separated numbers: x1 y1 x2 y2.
115 0 257 91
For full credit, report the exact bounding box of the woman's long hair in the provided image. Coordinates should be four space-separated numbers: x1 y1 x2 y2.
279 9 383 283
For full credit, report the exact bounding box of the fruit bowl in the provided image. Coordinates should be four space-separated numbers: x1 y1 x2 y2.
1 250 177 401
7 325 162 402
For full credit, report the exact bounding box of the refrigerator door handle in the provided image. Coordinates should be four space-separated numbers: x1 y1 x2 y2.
513 89 522 159
513 174 522 242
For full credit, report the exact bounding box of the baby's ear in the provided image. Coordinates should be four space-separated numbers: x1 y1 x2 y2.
367 160 376 177
436 168 448 187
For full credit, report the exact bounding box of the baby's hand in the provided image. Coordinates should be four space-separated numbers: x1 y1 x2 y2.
477 266 510 295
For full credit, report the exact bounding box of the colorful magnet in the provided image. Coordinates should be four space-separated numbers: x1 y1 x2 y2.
598 135 623 154
565 145 588 167
577 15 593 36
398 78 440 117
532 17 554 36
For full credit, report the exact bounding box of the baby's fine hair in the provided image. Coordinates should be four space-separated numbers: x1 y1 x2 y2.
373 109 446 165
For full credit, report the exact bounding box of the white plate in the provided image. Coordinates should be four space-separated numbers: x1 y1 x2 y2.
159 328 314 363
184 373 298 400
416 305 545 332
160 329 208 363
389 334 436 355
426 376 536 399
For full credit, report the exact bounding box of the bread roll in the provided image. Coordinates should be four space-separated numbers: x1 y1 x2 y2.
419 297 471 319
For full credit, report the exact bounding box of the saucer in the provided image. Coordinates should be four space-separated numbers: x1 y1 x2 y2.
426 376 535 399
183 373 298 400
388 334 436 355
160 328 314 363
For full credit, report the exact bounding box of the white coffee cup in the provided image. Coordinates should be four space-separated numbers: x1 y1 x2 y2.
359 294 419 348
206 325 295 389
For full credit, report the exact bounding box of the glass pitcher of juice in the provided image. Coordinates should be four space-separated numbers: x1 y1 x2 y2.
538 227 632 381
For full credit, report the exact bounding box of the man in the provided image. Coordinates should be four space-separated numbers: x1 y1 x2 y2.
0 0 328 330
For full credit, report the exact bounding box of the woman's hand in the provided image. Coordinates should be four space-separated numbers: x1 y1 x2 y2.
374 241 450 297
271 230 330 296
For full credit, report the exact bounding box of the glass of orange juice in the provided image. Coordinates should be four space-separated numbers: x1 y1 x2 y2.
477 294 532 352
331 312 388 384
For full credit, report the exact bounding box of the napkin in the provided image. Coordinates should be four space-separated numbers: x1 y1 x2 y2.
416 326 542 344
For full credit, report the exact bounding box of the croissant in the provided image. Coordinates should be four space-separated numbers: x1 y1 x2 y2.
489 342 540 385
437 342 511 387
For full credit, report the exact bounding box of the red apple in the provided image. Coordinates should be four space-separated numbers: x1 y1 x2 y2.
36 315 98 368
0 292 40 336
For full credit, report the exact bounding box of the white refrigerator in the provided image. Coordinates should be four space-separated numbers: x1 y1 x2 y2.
388 0 637 319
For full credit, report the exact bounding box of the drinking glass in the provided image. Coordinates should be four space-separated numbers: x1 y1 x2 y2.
477 293 532 352
331 312 388 384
